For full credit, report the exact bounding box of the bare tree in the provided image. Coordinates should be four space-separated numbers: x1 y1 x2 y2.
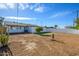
0 17 4 27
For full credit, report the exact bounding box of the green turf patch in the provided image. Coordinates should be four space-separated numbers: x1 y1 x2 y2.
35 32 52 36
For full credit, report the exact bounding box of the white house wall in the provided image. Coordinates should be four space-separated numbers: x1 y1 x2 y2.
8 27 25 33
7 26 36 33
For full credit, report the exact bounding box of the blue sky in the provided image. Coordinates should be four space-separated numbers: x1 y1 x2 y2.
0 3 79 28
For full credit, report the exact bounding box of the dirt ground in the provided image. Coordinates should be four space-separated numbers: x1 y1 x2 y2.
2 32 79 56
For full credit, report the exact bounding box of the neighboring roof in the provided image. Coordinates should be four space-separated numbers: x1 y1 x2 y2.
42 26 54 28
65 26 73 28
4 21 38 27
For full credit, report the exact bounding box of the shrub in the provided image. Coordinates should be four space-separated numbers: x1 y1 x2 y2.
0 34 9 47
35 26 43 33
70 25 79 30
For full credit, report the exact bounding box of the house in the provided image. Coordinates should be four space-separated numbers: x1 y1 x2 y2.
4 21 38 34
0 18 56 34
65 26 74 29
42 26 54 32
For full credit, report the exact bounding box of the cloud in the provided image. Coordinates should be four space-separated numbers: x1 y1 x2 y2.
0 3 15 9
18 3 30 10
32 4 45 12
25 4 29 8
50 11 71 18
6 3 15 9
34 6 44 12
0 3 45 12
5 16 36 20
19 4 25 10
30 4 39 10
0 3 7 9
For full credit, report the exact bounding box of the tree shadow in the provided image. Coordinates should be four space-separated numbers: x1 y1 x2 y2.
0 45 13 56
51 39 65 44
35 32 51 36
40 34 50 36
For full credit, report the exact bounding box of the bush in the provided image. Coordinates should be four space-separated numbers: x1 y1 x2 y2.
75 25 79 30
0 34 9 47
70 25 79 30
35 26 43 33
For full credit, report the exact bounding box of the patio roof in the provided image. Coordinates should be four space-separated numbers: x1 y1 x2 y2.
4 21 38 27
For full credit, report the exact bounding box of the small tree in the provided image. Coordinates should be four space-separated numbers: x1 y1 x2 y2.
35 26 43 33
75 18 79 25
54 25 58 29
72 18 79 30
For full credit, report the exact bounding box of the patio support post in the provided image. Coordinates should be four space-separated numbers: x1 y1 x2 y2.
51 33 55 41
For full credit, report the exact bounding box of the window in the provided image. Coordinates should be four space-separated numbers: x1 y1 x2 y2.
10 26 13 30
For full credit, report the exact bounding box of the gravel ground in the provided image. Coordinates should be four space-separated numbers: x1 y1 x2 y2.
2 32 79 56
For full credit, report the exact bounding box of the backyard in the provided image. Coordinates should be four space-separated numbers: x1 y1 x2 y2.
0 32 79 56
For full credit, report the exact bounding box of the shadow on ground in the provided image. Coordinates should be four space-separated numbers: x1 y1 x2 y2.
0 45 13 56
51 39 65 44
35 32 51 36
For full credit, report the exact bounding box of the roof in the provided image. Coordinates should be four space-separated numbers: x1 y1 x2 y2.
4 21 38 27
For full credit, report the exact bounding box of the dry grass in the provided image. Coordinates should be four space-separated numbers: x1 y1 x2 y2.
7 32 79 56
